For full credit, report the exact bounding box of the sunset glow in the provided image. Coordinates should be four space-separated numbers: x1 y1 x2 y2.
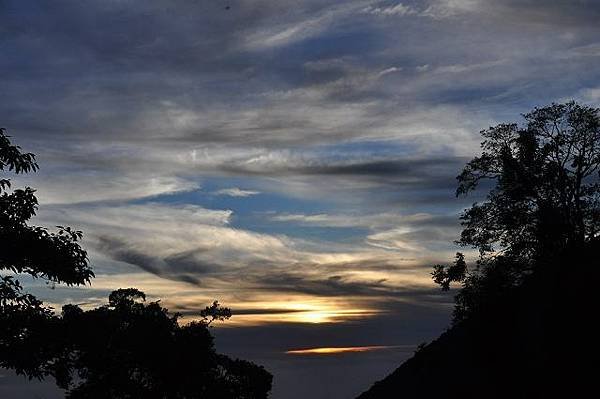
216 303 380 326
286 346 395 355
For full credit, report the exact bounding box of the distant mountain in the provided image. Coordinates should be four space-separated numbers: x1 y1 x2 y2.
357 240 599 399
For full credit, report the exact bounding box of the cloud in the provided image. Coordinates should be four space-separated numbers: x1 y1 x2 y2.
270 211 461 254
361 0 479 20
567 42 600 58
432 60 505 74
20 173 199 205
215 153 469 206
65 204 290 272
362 3 418 16
34 201 449 300
213 187 260 197
420 0 600 24
377 66 403 77
580 87 600 105
366 225 458 252
241 1 371 50
421 0 482 19
270 211 454 230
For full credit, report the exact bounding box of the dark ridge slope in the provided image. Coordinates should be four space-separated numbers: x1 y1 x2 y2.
357 240 599 399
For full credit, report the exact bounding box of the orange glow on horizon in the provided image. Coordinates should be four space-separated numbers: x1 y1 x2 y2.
285 345 394 355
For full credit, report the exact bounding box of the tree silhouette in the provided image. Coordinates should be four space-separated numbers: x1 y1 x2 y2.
358 103 600 398
54 289 271 398
201 300 232 326
1 127 94 377
432 102 600 320
1 128 272 398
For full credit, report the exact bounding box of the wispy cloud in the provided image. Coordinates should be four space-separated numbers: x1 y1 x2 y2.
421 0 482 19
361 3 418 17
213 187 260 197
241 1 371 50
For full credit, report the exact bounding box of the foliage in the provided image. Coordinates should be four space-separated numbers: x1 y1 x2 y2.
53 289 271 399
432 253 466 291
1 127 93 285
432 102 600 320
201 300 232 326
1 127 93 377
0 275 57 378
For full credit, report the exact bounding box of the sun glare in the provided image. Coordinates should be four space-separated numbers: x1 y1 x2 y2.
281 302 378 324
298 310 333 324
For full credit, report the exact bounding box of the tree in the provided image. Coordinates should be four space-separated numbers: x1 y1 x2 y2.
432 102 600 320
201 300 232 326
1 127 93 377
54 289 271 399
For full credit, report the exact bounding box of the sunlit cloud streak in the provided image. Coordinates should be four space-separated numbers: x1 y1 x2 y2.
213 187 261 197
285 345 403 355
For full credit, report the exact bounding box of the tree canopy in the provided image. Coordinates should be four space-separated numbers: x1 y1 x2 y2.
54 289 271 399
432 102 600 320
1 127 94 378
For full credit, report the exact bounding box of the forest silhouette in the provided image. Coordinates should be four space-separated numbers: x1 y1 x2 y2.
0 128 272 398
358 101 600 398
2 101 600 398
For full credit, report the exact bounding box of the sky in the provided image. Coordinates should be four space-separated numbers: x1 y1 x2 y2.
2 0 600 398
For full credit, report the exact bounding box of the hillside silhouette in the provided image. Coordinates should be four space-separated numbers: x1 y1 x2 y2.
358 240 598 398
358 102 600 398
